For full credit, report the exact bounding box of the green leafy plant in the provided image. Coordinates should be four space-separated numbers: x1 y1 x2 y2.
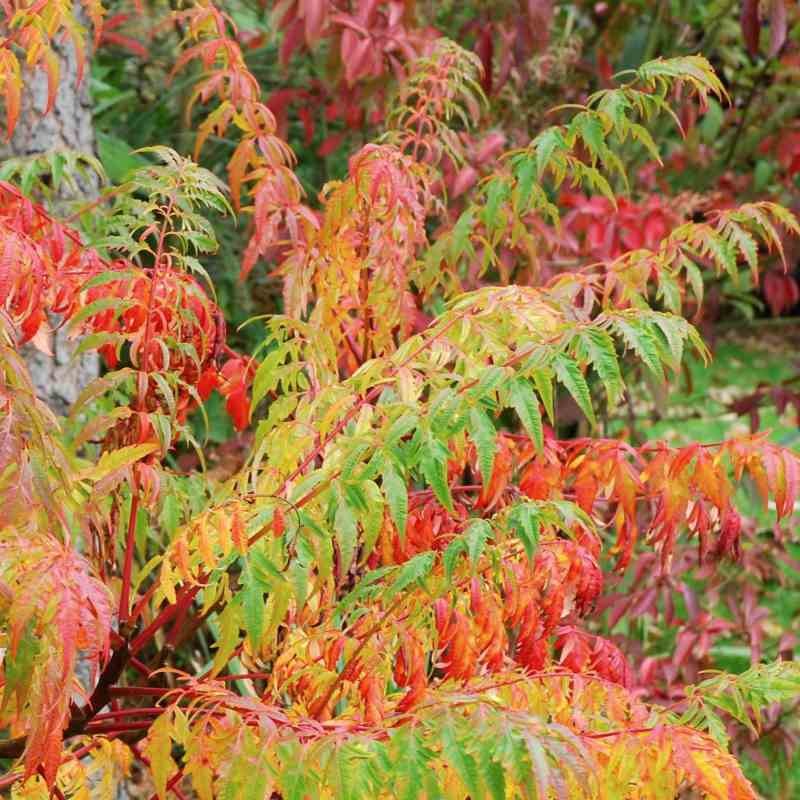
2 3 800 798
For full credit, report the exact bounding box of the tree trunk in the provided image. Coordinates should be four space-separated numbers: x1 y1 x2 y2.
4 8 100 416
3 20 135 798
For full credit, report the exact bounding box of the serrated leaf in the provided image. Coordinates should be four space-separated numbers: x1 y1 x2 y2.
240 565 265 649
334 497 358 578
576 328 623 407
464 519 492 567
384 552 435 601
80 443 159 483
420 435 453 512
612 317 663 377
210 602 241 676
508 378 544 452
144 714 176 800
508 503 540 561
440 723 481 798
533 128 566 179
553 355 596 426
468 406 497 484
382 463 408 541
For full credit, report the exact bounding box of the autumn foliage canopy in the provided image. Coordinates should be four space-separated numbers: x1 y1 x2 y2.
2 1 800 799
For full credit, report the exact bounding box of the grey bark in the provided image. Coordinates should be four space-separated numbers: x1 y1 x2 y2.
3 16 131 798
2 8 100 416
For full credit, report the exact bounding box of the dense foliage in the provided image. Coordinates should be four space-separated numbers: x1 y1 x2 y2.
2 1 800 798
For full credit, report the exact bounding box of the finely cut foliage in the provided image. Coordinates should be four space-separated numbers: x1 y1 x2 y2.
1 3 800 799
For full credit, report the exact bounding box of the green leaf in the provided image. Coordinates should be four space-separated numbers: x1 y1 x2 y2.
481 748 506 800
210 602 242 676
572 112 606 163
553 355 596 426
384 551 435 601
390 727 431 800
420 435 453 512
532 369 555 424
334 496 359 578
360 480 385 560
464 519 493 567
386 412 420 445
482 177 510 229
241 565 265 648
441 723 482 798
612 317 663 377
382 463 408 541
97 132 148 183
509 504 540 561
468 406 497 483
575 328 623 408
533 127 566 179
513 155 538 213
159 493 181 539
81 443 160 483
508 377 543 451
443 538 466 581
3 623 39 703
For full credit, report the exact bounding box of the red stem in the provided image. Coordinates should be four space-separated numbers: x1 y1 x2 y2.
109 686 170 698
90 707 163 722
148 769 187 800
118 493 141 624
131 746 189 800
216 672 271 682
584 725 656 739
83 721 154 735
111 633 152 676
38 767 66 800
130 580 158 623
131 585 201 654
120 199 175 624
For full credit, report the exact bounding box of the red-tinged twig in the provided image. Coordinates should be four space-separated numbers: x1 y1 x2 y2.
130 585 201 655
109 630 152 676
61 184 130 225
38 766 66 800
129 655 153 677
120 198 175 625
216 672 272 682
148 769 188 800
133 743 189 800
89 707 163 722
584 725 656 739
130 579 159 623
109 685 171 698
121 652 151 678
119 492 141 625
0 769 24 792
0 739 109 795
83 721 154 735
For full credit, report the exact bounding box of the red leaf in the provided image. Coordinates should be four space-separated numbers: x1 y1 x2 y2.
763 271 799 316
318 132 345 157
768 0 787 57
741 0 761 57
225 385 250 431
273 506 285 538
198 367 219 400
451 166 479 198
475 26 494 95
302 0 327 45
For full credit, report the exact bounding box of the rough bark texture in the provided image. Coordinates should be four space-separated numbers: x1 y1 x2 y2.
3 18 131 798
3 9 100 416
